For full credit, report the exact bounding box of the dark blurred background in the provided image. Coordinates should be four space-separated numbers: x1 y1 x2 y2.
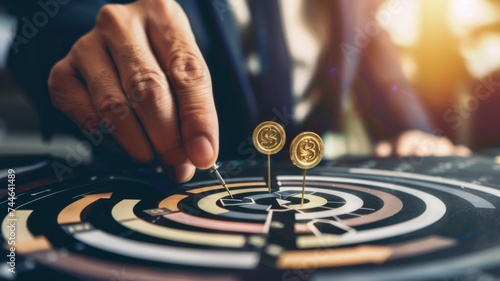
0 0 499 157
0 3 95 159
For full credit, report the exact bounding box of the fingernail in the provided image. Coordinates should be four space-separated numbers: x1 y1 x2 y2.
187 136 215 168
175 163 195 183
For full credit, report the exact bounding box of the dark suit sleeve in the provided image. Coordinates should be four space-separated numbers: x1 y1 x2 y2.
3 0 108 140
356 1 434 140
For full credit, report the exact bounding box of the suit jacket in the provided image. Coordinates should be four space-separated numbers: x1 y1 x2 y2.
4 0 432 161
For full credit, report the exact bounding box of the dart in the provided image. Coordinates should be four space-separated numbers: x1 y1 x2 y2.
253 121 286 193
208 164 233 198
289 132 324 206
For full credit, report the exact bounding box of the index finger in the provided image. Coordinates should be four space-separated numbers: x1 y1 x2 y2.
145 0 219 169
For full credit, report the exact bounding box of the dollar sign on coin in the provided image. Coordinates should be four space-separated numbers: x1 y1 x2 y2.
290 132 323 170
253 121 286 154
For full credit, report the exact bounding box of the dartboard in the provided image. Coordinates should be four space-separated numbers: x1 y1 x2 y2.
1 156 500 281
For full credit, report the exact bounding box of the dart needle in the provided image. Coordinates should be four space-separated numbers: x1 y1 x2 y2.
209 164 234 199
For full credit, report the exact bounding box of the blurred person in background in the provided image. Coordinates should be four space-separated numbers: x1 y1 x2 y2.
1 0 470 182
378 0 500 151
448 0 500 149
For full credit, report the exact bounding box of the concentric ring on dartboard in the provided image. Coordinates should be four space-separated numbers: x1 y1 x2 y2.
2 162 500 280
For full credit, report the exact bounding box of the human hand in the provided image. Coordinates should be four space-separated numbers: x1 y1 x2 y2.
374 130 471 157
48 0 217 182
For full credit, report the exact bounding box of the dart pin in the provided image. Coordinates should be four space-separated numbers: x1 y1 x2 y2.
290 132 324 207
209 164 234 198
253 121 286 193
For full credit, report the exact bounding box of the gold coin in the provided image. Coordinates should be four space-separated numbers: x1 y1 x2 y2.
289 132 324 169
252 121 286 155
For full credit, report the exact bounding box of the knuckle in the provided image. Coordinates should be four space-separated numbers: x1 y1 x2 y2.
70 33 96 61
97 96 129 117
129 70 167 104
89 71 130 118
169 53 210 90
96 4 125 30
